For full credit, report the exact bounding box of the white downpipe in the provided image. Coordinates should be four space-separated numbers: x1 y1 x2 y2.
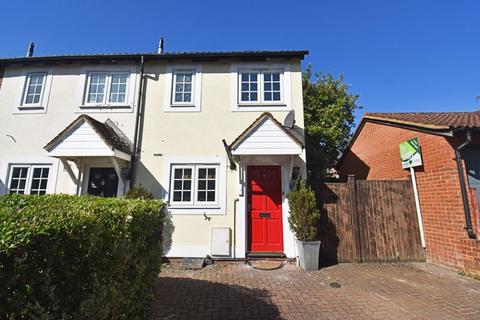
410 166 426 248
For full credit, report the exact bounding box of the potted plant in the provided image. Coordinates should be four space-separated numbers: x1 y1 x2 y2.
288 180 321 271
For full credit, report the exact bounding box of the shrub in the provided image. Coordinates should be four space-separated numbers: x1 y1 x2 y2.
0 194 164 320
288 181 321 241
124 185 153 200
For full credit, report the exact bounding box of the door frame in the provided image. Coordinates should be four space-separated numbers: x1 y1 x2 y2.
236 155 297 259
80 159 124 197
246 165 284 254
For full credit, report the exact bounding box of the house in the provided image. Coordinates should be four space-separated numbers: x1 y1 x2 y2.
0 48 308 259
338 112 480 274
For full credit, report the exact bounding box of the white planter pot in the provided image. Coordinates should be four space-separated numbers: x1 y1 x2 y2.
296 240 321 271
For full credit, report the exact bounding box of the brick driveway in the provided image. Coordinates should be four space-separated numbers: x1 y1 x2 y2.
151 261 480 320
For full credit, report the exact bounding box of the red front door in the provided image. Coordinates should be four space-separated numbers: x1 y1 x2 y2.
248 166 284 253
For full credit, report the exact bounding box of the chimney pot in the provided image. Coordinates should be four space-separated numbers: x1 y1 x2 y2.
26 42 35 57
158 38 164 54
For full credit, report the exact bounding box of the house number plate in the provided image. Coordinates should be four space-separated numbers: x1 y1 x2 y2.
259 212 271 218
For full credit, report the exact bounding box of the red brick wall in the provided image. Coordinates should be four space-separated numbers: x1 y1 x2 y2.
339 121 480 275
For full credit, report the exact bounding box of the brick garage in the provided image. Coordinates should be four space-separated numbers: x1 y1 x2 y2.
338 112 480 275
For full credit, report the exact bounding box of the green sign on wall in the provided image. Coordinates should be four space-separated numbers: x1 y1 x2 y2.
399 138 422 169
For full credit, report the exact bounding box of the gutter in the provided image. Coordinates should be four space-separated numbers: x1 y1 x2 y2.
454 129 477 239
129 55 145 188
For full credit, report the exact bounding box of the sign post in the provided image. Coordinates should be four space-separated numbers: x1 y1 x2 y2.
399 138 426 248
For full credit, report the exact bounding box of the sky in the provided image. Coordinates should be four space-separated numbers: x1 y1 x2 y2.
1 0 479 122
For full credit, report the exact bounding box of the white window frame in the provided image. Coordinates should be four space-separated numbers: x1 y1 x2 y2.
7 164 52 195
171 69 196 106
231 63 292 112
163 156 226 215
83 71 131 107
22 72 47 106
164 64 202 112
16 69 53 113
238 69 284 105
169 164 220 207
78 66 137 113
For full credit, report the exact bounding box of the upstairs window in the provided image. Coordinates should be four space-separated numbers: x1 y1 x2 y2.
172 70 195 105
23 72 47 105
84 72 130 106
164 65 202 112
238 69 283 104
8 165 50 195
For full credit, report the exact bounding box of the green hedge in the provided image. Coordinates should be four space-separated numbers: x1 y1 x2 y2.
0 194 164 319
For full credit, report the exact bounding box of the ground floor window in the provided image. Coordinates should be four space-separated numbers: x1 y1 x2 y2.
170 164 219 206
8 165 51 195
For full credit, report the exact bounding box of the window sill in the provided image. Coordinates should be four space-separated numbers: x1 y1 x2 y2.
14 105 47 114
163 104 201 112
167 205 225 215
232 103 290 112
77 104 133 113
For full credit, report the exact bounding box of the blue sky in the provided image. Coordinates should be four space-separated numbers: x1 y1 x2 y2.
1 0 479 121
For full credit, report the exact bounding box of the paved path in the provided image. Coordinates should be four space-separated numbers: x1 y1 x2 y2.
151 262 480 320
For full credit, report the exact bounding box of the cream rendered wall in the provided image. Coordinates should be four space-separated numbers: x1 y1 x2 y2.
137 59 306 258
0 63 139 195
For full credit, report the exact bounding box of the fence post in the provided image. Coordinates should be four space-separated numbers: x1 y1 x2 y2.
348 175 363 263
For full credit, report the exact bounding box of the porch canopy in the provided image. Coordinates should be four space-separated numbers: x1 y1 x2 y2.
229 112 304 156
43 114 133 185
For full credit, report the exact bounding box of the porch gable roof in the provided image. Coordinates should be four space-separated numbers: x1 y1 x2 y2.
229 112 304 155
44 115 132 159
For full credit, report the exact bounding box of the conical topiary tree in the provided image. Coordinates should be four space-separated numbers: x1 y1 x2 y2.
288 181 320 242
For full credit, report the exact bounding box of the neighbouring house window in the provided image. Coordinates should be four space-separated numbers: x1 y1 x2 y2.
8 165 50 195
85 72 130 105
238 69 283 104
23 72 47 105
172 70 194 105
170 164 218 206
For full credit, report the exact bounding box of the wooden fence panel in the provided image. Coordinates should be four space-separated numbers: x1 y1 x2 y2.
314 177 425 264
317 183 355 263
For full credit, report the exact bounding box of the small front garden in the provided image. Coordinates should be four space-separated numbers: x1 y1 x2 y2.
0 194 164 319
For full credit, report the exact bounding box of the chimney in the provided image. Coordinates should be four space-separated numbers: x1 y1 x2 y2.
26 42 35 57
157 37 164 54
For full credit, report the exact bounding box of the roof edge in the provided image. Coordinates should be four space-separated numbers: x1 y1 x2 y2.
0 50 309 65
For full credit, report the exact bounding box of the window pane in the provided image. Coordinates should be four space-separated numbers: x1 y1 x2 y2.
198 191 206 201
207 191 215 202
24 73 46 105
173 191 182 201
